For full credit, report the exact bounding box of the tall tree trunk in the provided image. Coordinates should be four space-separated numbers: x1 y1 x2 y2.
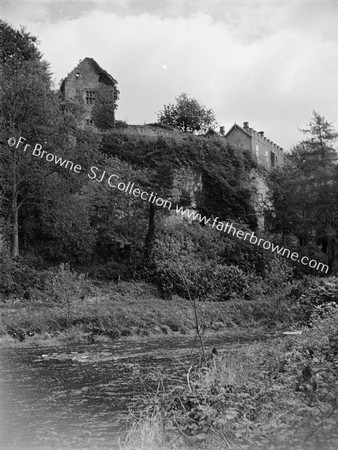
12 186 19 258
12 172 19 257
144 203 156 262
327 236 335 275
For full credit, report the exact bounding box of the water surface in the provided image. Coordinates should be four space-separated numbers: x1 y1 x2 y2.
0 334 262 449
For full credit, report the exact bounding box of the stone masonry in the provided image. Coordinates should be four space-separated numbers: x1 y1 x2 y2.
60 57 118 128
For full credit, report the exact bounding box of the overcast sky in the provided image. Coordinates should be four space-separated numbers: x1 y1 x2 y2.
1 0 338 150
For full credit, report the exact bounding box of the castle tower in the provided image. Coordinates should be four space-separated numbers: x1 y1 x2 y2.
60 57 119 128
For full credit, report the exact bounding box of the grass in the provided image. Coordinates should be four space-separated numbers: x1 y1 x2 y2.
122 322 338 450
0 280 292 345
122 414 168 450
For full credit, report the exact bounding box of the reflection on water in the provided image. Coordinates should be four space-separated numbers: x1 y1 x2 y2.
0 334 260 449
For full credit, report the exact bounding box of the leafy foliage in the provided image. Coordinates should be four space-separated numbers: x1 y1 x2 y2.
124 308 338 449
294 277 338 325
157 93 216 133
152 221 294 306
101 128 257 228
0 20 41 70
92 84 116 130
268 111 338 274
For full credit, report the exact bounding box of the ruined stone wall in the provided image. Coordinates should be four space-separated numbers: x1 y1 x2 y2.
166 166 203 225
168 165 269 230
61 59 115 126
171 166 202 206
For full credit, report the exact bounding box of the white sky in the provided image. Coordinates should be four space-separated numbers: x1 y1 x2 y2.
1 0 338 150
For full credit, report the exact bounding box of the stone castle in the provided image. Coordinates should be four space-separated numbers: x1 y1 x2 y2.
60 58 284 172
60 57 119 128
60 58 283 228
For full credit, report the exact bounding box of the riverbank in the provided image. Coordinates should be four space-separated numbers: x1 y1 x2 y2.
0 281 295 346
1 278 337 450
122 312 338 450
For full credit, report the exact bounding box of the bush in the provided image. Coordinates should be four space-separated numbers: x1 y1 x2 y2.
154 253 249 302
206 264 249 301
296 276 338 325
44 263 88 302
153 224 294 303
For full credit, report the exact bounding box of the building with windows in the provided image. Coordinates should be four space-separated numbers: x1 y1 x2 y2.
60 57 118 127
221 122 284 170
219 122 285 229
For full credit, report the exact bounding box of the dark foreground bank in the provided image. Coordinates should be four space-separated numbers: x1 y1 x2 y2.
123 309 338 450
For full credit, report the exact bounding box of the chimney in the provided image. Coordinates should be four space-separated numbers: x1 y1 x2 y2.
258 131 264 137
219 126 225 136
243 121 249 129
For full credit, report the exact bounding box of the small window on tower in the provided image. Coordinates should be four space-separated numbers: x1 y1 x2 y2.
255 144 259 157
85 91 96 105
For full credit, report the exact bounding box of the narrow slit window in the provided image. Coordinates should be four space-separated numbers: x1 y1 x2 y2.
270 151 275 167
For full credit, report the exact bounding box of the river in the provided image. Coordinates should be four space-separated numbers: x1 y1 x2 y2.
0 333 265 450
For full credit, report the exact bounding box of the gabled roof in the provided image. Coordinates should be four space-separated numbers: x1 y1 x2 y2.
81 57 118 86
224 123 252 139
60 57 118 92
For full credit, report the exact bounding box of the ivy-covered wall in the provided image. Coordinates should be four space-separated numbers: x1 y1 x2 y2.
100 125 259 230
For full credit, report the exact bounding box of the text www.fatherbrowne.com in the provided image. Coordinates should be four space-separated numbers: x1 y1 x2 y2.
8 135 328 274
176 206 329 274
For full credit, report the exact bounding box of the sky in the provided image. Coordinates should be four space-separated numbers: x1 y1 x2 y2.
1 0 338 151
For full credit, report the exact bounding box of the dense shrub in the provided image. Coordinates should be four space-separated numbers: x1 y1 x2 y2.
0 232 47 297
295 277 338 325
153 222 295 304
43 263 90 302
205 264 249 301
155 258 249 301
153 229 250 301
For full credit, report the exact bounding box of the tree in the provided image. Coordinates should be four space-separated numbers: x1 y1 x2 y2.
0 21 90 259
267 162 302 245
83 155 150 268
0 20 41 71
299 111 338 273
268 111 338 273
157 93 216 133
0 22 58 257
